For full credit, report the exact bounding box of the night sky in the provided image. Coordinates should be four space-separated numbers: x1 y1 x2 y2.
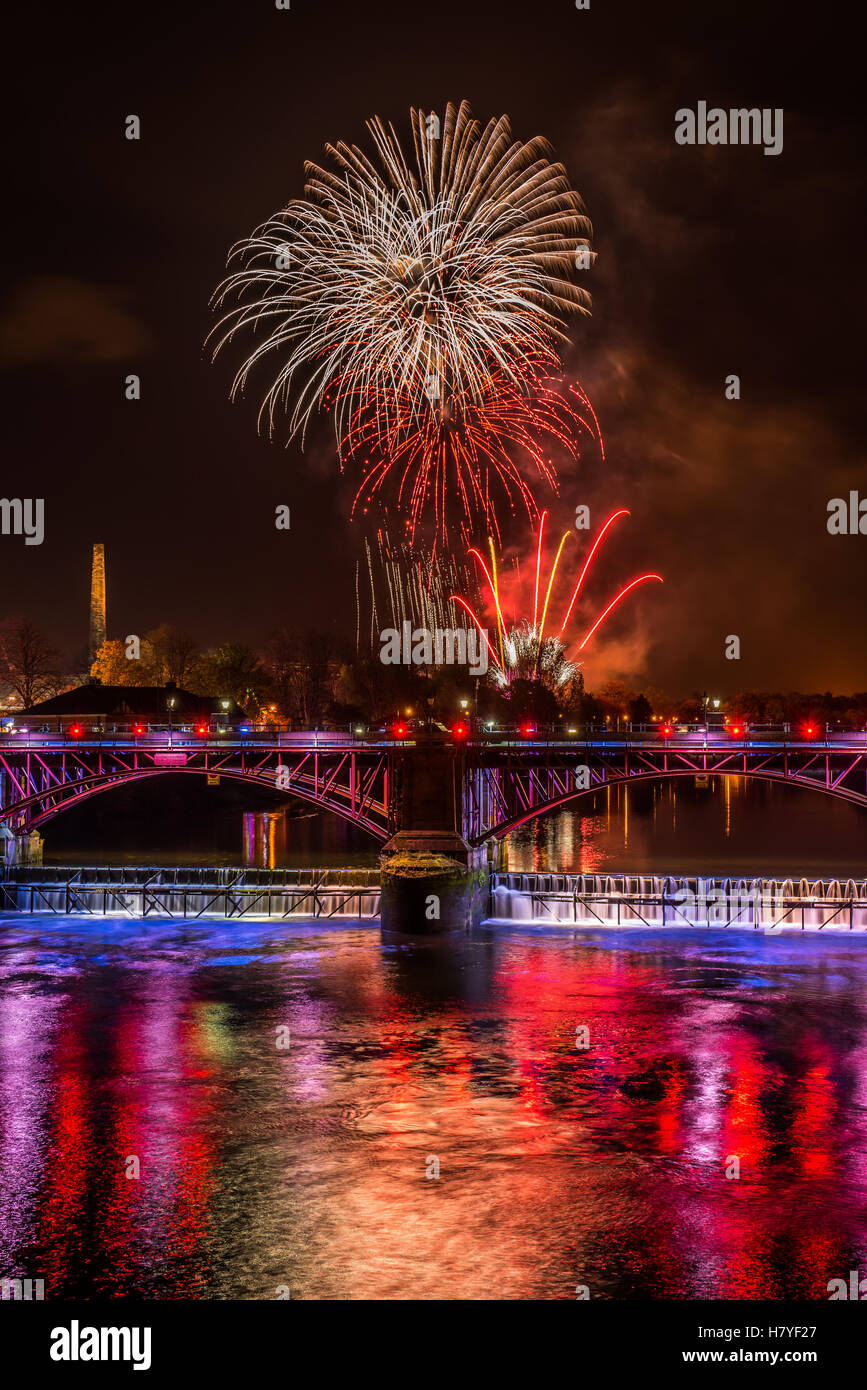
2 0 864 694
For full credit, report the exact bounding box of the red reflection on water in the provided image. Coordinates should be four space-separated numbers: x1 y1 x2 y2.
791 1037 835 1180
2 925 866 1300
37 1001 90 1292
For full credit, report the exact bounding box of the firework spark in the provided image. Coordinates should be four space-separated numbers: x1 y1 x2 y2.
451 510 663 685
210 101 593 538
349 370 600 543
357 527 478 653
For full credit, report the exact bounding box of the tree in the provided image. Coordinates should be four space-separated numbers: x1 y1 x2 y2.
145 625 200 686
557 670 587 718
90 638 157 686
264 629 335 725
188 643 270 710
0 618 62 708
629 692 652 724
505 678 559 724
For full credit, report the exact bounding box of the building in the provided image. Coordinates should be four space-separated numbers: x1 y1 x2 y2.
15 681 245 731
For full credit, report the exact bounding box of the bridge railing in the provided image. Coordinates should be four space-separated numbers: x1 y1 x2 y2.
0 723 865 750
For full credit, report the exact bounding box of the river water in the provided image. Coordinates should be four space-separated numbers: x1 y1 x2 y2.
38 774 867 877
1 917 867 1299
1 777 865 1300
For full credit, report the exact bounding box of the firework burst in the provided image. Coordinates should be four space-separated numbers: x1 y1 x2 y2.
210 101 593 539
350 370 601 545
451 509 663 685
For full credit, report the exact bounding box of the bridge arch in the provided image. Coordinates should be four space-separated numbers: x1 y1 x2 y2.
0 765 390 843
471 766 867 845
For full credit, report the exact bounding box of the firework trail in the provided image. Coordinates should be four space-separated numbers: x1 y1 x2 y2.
210 101 593 540
357 528 478 653
451 510 662 685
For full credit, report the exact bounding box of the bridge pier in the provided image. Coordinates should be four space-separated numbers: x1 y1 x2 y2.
0 825 43 867
380 831 489 933
380 742 489 933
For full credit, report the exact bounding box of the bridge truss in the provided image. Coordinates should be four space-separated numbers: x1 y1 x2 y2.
2 737 866 851
0 742 396 842
463 741 867 843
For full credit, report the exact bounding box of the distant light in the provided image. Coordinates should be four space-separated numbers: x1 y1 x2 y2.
239 726 249 733
568 727 577 734
459 699 468 710
713 698 720 709
134 725 144 735
197 725 207 735
70 725 82 737
661 725 672 737
486 721 494 730
19 726 28 734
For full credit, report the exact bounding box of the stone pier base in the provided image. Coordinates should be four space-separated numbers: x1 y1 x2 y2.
0 827 44 867
380 831 489 934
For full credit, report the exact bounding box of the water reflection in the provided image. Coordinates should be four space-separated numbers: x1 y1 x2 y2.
2 917 867 1299
41 776 867 877
505 777 867 877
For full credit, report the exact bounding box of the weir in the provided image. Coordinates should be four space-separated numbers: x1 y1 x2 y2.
1 866 867 930
0 865 381 920
490 872 867 931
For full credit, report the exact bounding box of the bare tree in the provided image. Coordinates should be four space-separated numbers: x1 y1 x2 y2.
0 618 63 708
145 625 200 686
264 629 335 725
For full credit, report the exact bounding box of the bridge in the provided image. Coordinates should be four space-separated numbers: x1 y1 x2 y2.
1 728 866 848
461 732 867 843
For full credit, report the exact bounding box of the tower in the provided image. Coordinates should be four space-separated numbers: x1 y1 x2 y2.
89 543 106 664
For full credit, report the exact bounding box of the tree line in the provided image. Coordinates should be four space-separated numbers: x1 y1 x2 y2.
1 616 865 729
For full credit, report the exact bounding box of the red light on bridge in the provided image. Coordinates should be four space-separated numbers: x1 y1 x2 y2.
521 724 535 738
660 725 672 737
730 725 743 736
133 725 145 736
196 725 208 736
805 724 816 738
69 725 82 737
393 724 406 738
453 723 468 739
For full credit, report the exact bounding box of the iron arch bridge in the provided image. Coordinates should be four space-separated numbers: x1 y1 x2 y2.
1 733 866 848
0 739 396 842
461 737 867 844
